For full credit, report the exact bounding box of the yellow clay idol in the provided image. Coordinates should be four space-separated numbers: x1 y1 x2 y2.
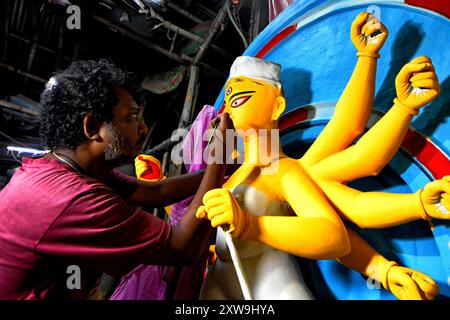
197 12 448 300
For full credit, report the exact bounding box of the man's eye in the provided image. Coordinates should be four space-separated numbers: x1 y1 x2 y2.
231 96 251 108
131 114 143 121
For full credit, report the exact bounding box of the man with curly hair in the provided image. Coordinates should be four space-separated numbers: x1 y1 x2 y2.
0 59 234 299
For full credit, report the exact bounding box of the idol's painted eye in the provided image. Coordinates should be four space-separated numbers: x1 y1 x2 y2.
226 87 232 95
231 95 251 108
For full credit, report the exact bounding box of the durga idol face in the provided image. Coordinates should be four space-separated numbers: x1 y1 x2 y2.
224 76 284 133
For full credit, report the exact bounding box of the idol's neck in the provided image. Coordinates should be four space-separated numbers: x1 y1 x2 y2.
243 128 284 166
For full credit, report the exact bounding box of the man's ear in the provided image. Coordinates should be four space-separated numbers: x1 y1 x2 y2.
271 96 286 122
83 113 103 142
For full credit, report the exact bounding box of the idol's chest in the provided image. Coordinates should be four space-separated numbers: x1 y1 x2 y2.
231 183 291 217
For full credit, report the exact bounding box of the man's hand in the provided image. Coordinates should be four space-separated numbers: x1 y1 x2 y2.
351 12 388 56
134 154 165 181
420 176 450 220
387 266 439 300
196 188 249 238
207 112 236 164
395 56 440 113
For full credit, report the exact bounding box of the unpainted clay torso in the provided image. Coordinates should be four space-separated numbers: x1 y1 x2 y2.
200 162 315 300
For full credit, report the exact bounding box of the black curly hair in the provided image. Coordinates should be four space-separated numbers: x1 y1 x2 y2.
39 59 139 150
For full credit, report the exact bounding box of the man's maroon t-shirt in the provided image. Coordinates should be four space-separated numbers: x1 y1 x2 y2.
0 157 171 299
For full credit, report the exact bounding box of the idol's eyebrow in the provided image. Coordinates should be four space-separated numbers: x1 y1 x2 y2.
229 90 256 101
251 81 264 86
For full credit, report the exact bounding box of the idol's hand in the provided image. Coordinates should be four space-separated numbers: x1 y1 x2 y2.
420 176 450 220
395 56 440 113
196 188 249 238
134 154 164 181
387 266 439 300
351 12 388 56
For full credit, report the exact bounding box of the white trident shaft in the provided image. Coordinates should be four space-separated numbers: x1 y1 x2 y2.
222 228 253 300
206 120 253 300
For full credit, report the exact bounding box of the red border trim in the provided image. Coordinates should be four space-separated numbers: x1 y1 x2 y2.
402 130 450 179
255 25 297 58
279 108 309 131
405 0 450 19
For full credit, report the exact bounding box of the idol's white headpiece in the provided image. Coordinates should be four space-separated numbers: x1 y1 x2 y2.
229 56 282 87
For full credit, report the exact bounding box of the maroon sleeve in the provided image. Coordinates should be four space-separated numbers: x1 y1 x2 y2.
34 184 172 276
103 169 139 199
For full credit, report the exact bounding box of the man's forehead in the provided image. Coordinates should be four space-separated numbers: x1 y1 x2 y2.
113 86 140 112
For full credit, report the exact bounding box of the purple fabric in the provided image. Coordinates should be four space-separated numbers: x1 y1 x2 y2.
268 0 294 21
110 105 218 300
170 105 217 225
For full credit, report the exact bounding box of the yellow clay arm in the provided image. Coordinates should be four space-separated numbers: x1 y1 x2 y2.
245 215 349 260
309 57 440 183
301 55 377 167
338 228 393 287
319 181 426 228
302 12 386 166
338 228 439 300
318 177 450 228
198 162 351 259
253 165 350 259
308 102 412 183
246 164 350 259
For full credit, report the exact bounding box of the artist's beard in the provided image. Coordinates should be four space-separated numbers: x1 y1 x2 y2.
104 123 131 164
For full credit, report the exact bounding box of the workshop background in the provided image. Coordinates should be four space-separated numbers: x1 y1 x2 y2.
0 0 276 188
